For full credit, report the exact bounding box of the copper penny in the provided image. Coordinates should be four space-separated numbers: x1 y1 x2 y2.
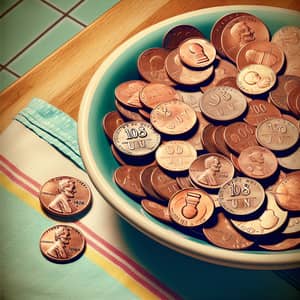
230 153 242 173
237 64 276 95
244 100 281 127
256 118 299 151
168 188 214 227
176 175 195 189
156 140 197 172
150 100 197 135
274 171 300 211
272 26 300 77
140 165 161 200
141 199 172 223
178 90 203 112
221 14 269 62
287 85 300 117
137 48 175 85
114 165 147 198
210 12 251 57
189 153 234 189
163 25 204 50
269 75 300 112
179 38 216 68
113 121 161 156
139 83 182 110
200 86 247 121
201 124 218 153
150 167 180 201
138 108 151 120
40 224 85 263
111 144 126 165
165 49 214 85
39 176 91 217
231 192 287 235
283 217 300 234
115 100 144 121
103 111 124 141
278 145 300 170
218 177 265 216
238 146 278 179
115 80 147 109
203 212 254 250
212 126 232 158
259 237 300 251
224 122 258 154
236 41 285 74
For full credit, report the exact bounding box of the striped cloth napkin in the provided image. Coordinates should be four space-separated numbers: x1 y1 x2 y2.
0 98 299 300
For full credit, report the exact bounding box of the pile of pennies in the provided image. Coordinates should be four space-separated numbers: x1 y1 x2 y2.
38 176 92 262
102 12 300 251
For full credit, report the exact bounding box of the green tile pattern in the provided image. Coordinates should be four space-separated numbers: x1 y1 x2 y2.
0 0 18 15
70 0 119 24
0 70 18 90
0 0 61 64
9 18 83 75
46 0 80 12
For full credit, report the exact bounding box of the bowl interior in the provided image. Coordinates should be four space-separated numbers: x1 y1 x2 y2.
80 6 300 269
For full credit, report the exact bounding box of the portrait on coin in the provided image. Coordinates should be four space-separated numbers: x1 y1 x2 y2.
243 70 271 88
197 156 221 186
46 226 71 259
246 150 265 176
230 21 255 47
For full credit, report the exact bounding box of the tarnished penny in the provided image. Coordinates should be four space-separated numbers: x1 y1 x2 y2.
103 111 124 141
176 175 195 189
272 26 300 76
274 171 300 211
224 122 258 154
201 124 218 153
39 176 91 217
114 165 147 198
139 83 182 110
238 146 278 179
140 166 161 200
113 121 161 156
156 140 197 172
269 75 300 112
218 177 265 216
115 80 147 109
237 64 276 95
151 167 180 201
221 14 270 62
283 217 300 234
141 199 172 223
259 237 300 251
137 48 175 85
256 118 299 151
236 41 285 74
163 25 204 50
278 145 300 170
115 100 144 121
244 100 281 127
168 188 214 227
178 90 203 112
40 225 85 263
189 153 234 189
212 126 232 158
203 212 254 250
231 192 288 235
165 49 214 85
150 100 197 135
179 38 216 68
287 85 300 117
199 86 247 121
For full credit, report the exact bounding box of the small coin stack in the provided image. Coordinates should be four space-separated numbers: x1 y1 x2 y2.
103 12 300 251
39 176 91 262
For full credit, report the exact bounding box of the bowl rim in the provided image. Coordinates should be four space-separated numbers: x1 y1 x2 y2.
78 5 300 270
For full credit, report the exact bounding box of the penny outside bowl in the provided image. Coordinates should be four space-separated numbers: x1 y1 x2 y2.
78 5 300 270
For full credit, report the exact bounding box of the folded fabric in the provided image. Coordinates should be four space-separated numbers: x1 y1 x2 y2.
0 98 299 300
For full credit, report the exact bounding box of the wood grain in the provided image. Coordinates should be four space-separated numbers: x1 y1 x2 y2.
0 0 299 132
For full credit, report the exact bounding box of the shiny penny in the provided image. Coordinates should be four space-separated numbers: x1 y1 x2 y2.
278 145 300 171
201 123 218 153
39 176 91 217
137 47 175 85
238 146 278 179
168 188 214 227
103 111 124 141
156 140 197 172
212 125 232 158
287 85 300 117
140 165 161 200
237 64 276 95
224 122 258 154
203 211 254 250
141 199 172 223
114 165 147 198
231 192 288 235
150 100 197 135
115 100 144 121
199 86 247 121
189 153 235 189
259 237 300 251
256 118 299 151
218 177 265 216
115 80 147 109
113 121 161 156
40 224 85 263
